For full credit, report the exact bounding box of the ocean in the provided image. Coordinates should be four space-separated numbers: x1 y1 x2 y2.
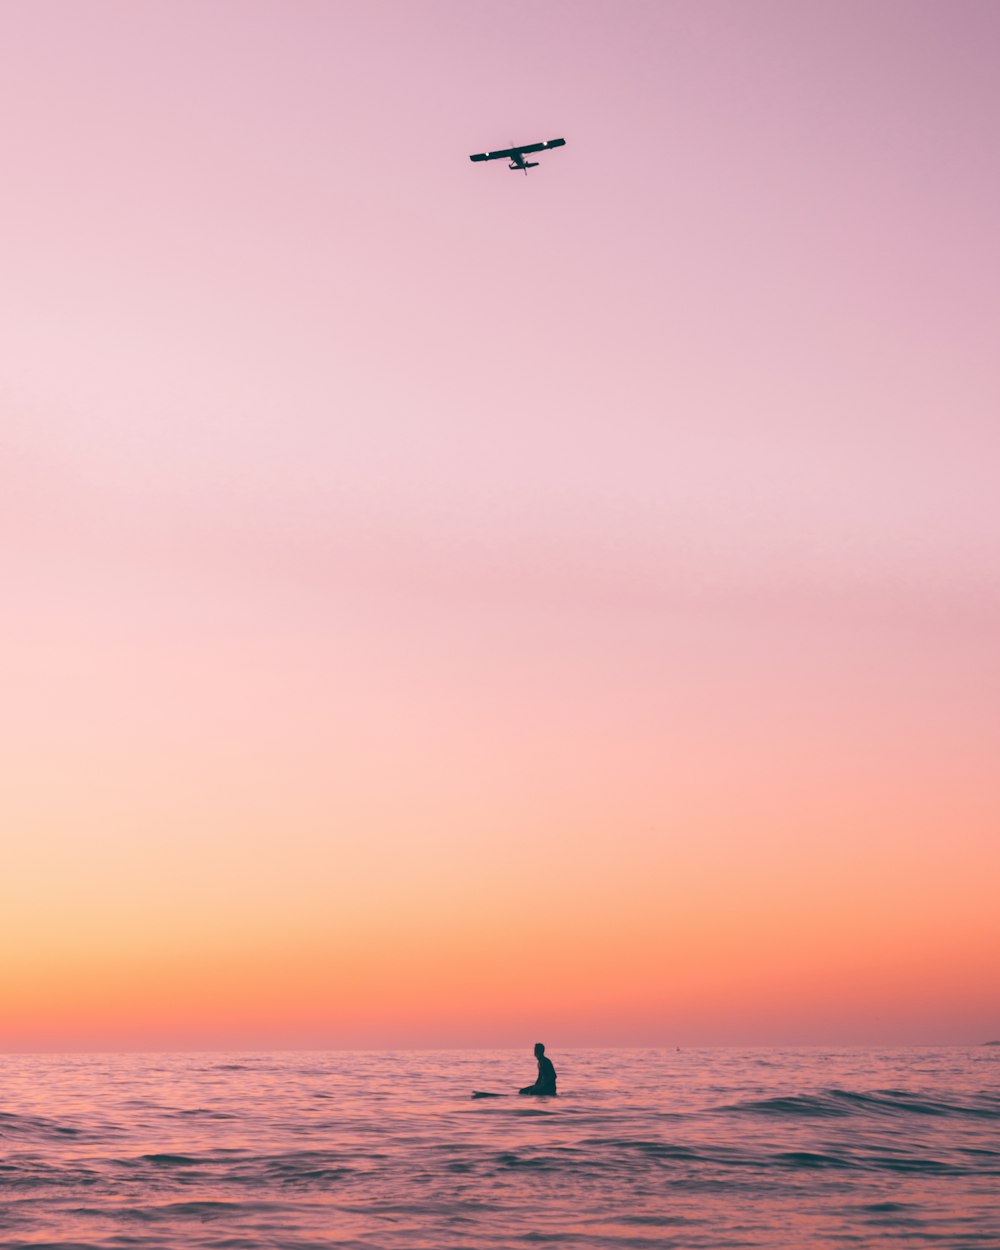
1 1047 997 1248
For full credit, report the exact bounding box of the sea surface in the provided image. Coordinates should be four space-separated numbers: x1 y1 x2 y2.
1 1047 998 1248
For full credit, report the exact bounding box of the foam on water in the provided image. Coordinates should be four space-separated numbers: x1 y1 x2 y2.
1 1048 997 1248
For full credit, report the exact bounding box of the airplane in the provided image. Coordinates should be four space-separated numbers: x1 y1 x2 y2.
469 137 566 174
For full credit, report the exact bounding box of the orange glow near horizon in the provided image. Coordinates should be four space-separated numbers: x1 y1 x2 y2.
5 685 997 1049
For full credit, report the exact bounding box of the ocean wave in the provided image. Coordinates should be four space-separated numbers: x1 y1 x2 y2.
772 1150 855 1169
171 1108 238 1119
581 1137 701 1161
717 1094 852 1118
0 1112 91 1142
719 1088 1000 1120
141 1152 205 1166
2 1243 107 1250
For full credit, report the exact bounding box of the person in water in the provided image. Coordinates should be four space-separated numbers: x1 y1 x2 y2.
519 1042 557 1096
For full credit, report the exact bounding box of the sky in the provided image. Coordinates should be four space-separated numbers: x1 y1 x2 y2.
2 0 998 1050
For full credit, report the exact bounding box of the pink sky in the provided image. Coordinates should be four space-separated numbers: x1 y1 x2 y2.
2 0 998 1049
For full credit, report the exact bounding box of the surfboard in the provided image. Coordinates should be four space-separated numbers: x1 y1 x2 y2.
471 1090 506 1098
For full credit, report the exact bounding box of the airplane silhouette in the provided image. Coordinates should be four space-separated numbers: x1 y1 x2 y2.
469 138 566 174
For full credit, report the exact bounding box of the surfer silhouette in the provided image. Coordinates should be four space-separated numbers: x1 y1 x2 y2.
519 1042 557 1096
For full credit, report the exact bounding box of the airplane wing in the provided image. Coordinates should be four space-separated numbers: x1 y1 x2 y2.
517 138 566 155
469 138 566 162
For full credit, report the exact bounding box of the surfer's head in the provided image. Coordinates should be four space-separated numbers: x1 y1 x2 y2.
534 1042 545 1058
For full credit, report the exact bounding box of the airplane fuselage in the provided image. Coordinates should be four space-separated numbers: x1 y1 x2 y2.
508 155 539 172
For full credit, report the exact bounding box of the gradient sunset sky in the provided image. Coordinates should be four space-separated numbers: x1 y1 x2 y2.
3 0 998 1050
